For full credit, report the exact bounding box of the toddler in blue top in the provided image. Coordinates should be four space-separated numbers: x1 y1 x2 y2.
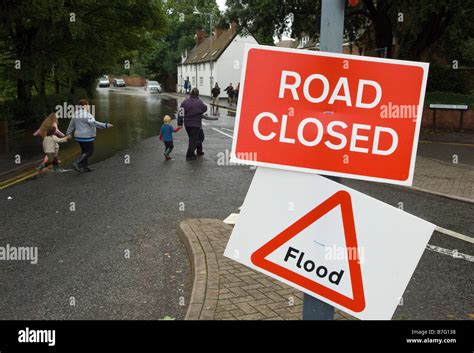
159 115 182 160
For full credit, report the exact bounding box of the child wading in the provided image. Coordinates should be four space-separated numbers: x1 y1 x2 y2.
66 99 113 172
34 112 65 139
36 126 71 173
159 115 181 161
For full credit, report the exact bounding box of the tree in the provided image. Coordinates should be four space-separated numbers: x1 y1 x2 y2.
141 0 220 90
224 0 474 61
0 0 167 102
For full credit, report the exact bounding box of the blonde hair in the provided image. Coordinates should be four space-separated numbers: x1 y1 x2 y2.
38 113 58 138
163 115 172 123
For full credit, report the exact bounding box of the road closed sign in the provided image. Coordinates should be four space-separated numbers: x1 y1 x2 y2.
230 45 429 185
224 167 436 320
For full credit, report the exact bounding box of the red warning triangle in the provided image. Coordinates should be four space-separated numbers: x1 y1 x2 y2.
251 190 366 312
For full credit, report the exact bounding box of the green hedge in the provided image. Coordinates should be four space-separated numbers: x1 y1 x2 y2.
0 89 89 122
427 64 473 94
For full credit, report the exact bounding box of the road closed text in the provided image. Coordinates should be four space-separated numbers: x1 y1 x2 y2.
232 46 428 184
252 70 398 156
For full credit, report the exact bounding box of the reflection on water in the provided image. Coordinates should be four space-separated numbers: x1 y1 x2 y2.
1 90 178 172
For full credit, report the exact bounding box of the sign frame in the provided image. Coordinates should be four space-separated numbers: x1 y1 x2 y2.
230 44 430 186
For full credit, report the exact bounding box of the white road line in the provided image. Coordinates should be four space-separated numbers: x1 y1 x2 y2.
220 127 234 133
223 213 240 225
435 226 474 244
211 127 233 139
202 121 208 126
426 244 474 262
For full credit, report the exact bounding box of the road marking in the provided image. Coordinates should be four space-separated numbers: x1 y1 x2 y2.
211 127 233 139
223 213 239 225
435 226 474 244
419 140 474 147
220 127 234 133
426 244 474 262
0 149 79 190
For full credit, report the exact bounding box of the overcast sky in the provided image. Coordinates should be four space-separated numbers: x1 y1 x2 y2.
216 0 227 12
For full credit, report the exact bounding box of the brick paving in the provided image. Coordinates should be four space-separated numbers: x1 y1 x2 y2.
179 219 355 320
412 156 474 202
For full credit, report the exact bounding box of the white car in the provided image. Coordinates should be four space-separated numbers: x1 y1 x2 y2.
98 77 110 87
145 80 161 93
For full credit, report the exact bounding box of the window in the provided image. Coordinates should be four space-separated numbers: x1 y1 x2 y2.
302 36 309 46
211 49 218 57
199 77 203 86
202 52 208 58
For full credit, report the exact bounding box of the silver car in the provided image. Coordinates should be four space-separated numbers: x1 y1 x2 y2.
145 80 161 93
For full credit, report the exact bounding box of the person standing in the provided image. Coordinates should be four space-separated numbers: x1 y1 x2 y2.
224 83 234 106
184 78 189 94
36 126 71 173
211 83 220 115
233 83 240 105
159 115 182 161
66 99 113 172
179 88 207 161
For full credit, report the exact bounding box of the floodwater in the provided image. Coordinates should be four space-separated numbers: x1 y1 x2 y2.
1 87 178 174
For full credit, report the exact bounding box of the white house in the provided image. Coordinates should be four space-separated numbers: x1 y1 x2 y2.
177 23 258 98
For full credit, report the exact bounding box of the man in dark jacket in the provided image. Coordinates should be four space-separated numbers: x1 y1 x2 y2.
179 88 207 160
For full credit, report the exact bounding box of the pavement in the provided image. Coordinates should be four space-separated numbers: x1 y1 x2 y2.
178 218 355 320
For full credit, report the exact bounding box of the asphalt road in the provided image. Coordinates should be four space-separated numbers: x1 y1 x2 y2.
0 91 472 320
0 96 253 320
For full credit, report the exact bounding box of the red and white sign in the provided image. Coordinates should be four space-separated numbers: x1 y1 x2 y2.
224 167 436 320
251 190 366 312
230 45 429 185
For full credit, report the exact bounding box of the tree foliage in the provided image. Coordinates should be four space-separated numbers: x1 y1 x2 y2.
141 0 220 90
224 0 474 63
0 0 166 102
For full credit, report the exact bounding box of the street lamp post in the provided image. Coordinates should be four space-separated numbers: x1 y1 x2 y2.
193 8 213 92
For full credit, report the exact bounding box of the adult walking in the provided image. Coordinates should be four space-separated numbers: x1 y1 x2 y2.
233 83 240 105
66 99 113 172
179 88 207 161
211 82 220 115
224 83 234 106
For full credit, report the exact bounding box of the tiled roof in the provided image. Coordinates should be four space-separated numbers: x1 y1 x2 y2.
276 39 298 48
180 26 238 65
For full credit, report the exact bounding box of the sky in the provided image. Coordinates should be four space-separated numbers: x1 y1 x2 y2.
216 0 227 12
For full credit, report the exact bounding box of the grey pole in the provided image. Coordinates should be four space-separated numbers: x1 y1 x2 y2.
303 0 345 321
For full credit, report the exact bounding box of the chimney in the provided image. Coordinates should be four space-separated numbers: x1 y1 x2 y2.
195 30 207 47
215 26 225 38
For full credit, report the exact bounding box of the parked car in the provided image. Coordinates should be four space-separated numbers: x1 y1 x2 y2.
144 80 161 93
98 76 110 88
113 78 126 87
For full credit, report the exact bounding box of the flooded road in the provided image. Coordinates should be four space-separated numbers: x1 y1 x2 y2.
1 87 178 174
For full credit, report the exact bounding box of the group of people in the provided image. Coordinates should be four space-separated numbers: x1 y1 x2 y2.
161 87 207 161
34 88 212 173
35 99 113 174
224 82 240 106
209 82 240 115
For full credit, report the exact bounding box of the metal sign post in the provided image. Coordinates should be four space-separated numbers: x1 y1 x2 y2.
302 0 345 321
